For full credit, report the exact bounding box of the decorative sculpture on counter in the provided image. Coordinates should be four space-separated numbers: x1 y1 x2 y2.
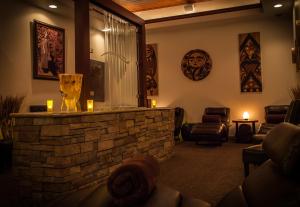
59 74 83 112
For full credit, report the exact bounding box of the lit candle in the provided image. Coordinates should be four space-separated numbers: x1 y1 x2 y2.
87 100 94 112
151 99 157 108
243 112 250 120
47 100 53 112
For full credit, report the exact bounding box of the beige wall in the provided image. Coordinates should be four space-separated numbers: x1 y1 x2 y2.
0 0 75 112
146 12 300 133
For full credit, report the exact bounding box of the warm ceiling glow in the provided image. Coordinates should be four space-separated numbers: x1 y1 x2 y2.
273 4 283 8
49 4 58 9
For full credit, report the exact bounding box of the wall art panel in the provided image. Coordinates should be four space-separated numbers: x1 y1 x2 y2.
239 32 262 92
146 44 158 96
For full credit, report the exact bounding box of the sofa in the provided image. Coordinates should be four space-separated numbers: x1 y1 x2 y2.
181 107 230 145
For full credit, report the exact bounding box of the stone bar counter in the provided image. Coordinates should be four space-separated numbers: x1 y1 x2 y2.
11 107 174 202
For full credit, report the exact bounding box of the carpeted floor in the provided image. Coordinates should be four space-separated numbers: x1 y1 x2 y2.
158 141 250 206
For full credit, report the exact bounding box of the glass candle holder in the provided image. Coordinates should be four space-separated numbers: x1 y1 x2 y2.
87 100 94 112
47 99 54 112
151 99 157 108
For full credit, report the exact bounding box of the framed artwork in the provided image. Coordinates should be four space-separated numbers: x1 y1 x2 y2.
239 32 262 92
87 60 105 101
33 20 65 80
146 44 158 96
181 49 212 81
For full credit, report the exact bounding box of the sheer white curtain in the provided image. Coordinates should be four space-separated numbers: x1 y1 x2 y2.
104 12 138 107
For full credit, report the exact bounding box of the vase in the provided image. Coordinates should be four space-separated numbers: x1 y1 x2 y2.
59 74 83 112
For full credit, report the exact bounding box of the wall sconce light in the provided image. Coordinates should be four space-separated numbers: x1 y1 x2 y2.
87 100 94 112
243 111 250 120
47 100 54 112
151 99 157 108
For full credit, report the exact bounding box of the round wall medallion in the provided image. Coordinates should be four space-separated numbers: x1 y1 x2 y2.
181 49 212 81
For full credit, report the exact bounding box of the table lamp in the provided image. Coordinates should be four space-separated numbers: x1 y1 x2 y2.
243 111 250 120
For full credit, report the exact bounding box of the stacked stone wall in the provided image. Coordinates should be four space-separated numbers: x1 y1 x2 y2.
12 109 174 201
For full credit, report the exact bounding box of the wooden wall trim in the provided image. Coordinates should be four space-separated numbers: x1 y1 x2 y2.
90 0 147 107
145 3 262 24
91 0 144 26
75 0 147 107
75 0 90 111
138 25 146 107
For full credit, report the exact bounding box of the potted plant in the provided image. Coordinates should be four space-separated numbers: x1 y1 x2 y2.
290 84 300 100
0 95 24 171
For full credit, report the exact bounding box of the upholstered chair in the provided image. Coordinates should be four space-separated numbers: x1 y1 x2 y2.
174 107 184 142
182 107 230 145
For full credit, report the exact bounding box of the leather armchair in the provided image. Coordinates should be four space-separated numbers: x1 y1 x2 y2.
205 107 230 127
174 107 184 141
77 183 210 207
264 105 289 124
284 99 300 124
253 104 289 143
218 123 300 207
182 107 230 144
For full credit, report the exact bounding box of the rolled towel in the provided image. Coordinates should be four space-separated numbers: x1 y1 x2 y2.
107 155 160 207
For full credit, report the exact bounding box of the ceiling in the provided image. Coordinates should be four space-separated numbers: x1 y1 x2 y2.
112 0 293 21
112 0 210 12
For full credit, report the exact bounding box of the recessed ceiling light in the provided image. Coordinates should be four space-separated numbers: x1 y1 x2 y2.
184 3 195 13
273 4 283 8
101 28 111 32
49 4 58 9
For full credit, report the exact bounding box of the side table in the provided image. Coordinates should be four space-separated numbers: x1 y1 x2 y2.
232 119 258 143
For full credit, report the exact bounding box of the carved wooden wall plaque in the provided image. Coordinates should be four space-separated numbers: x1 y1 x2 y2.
181 49 212 81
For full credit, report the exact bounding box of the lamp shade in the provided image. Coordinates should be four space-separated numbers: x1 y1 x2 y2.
243 112 250 120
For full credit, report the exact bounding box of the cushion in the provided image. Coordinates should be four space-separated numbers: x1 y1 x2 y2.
107 155 160 206
265 114 285 124
263 122 300 176
143 184 181 207
265 105 289 115
205 107 228 116
202 115 221 123
242 160 300 207
181 195 211 207
216 186 248 207
257 123 277 134
191 125 223 135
